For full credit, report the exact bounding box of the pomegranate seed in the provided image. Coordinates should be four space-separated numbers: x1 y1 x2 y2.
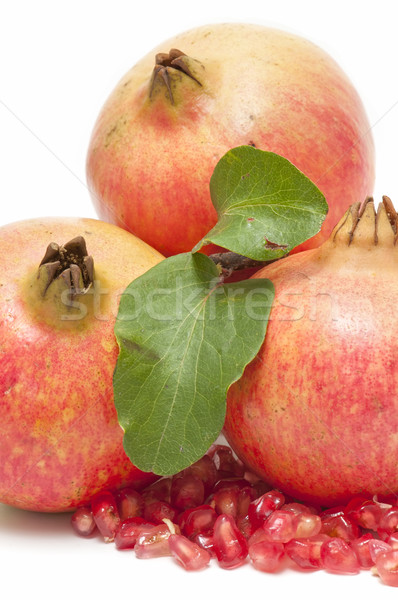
249 540 285 572
248 490 285 529
91 491 121 542
321 506 346 519
171 474 205 511
387 532 398 549
208 444 245 478
320 538 360 574
182 505 217 538
114 517 155 550
262 509 297 543
351 533 375 569
71 506 97 537
237 486 257 517
320 514 360 542
237 514 255 538
284 502 318 515
285 534 330 570
213 514 248 569
345 497 383 531
375 550 398 587
212 478 251 493
142 477 172 503
143 499 179 524
116 487 144 521
211 487 240 518
135 522 179 559
378 507 398 538
294 513 322 538
193 532 216 557
169 534 211 570
179 455 218 495
368 538 392 563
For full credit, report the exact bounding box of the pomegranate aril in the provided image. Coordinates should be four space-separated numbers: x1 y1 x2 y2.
375 550 398 587
345 497 383 531
213 514 248 569
116 487 144 521
143 499 179 524
320 514 360 542
387 532 398 549
368 538 392 563
169 534 211 570
211 487 240 518
294 513 322 538
193 532 216 558
284 502 318 515
350 533 375 569
71 506 97 537
182 505 217 538
179 455 218 495
91 491 121 542
249 540 285 572
142 477 172 503
135 523 177 559
208 444 245 478
320 538 360 574
248 490 285 529
171 474 205 511
212 478 251 493
286 534 330 570
378 506 398 538
262 509 297 543
114 517 155 550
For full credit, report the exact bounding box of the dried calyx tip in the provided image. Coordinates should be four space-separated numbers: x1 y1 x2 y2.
38 235 94 297
150 48 202 104
332 196 398 246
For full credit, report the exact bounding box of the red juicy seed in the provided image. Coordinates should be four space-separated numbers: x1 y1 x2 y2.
378 507 398 537
320 538 360 574
284 502 318 516
142 477 172 503
208 444 245 478
114 518 155 550
320 514 360 542
91 491 121 543
237 486 257 518
294 513 322 538
321 506 346 519
211 487 240 518
248 490 285 529
286 534 330 570
387 533 398 549
346 499 383 531
183 506 217 538
116 487 144 521
212 478 251 493
143 500 179 524
71 506 97 537
375 550 398 587
249 540 285 572
344 495 371 514
171 474 205 511
350 533 375 569
368 538 393 563
193 532 216 558
251 480 273 498
179 455 218 496
169 534 211 571
237 514 255 539
135 523 177 559
213 514 248 569
262 509 297 543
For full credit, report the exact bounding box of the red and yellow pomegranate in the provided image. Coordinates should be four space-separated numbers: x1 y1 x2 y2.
224 197 398 506
86 23 375 257
0 218 163 512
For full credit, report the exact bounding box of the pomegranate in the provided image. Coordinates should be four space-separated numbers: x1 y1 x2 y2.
86 24 375 258
0 217 163 512
224 196 398 506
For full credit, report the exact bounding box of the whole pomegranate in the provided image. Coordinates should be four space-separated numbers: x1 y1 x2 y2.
224 197 398 506
87 23 374 257
0 218 163 512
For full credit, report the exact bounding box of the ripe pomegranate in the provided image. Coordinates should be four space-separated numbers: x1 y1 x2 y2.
86 23 375 257
224 196 398 506
0 217 163 512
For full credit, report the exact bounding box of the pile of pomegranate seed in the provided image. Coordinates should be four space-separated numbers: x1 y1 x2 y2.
71 444 398 586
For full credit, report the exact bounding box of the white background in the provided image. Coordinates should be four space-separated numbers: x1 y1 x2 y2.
1 1 398 598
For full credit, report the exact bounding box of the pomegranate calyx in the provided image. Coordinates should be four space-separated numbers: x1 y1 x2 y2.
331 196 398 248
38 235 94 297
150 49 202 104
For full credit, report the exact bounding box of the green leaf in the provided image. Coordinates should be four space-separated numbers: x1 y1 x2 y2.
193 145 328 260
113 252 274 476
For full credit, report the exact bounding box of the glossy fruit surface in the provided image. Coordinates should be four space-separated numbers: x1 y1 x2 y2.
0 217 163 511
225 197 398 505
87 23 374 257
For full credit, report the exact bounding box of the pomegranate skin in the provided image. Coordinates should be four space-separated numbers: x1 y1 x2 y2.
224 199 398 506
86 23 374 257
0 218 163 512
